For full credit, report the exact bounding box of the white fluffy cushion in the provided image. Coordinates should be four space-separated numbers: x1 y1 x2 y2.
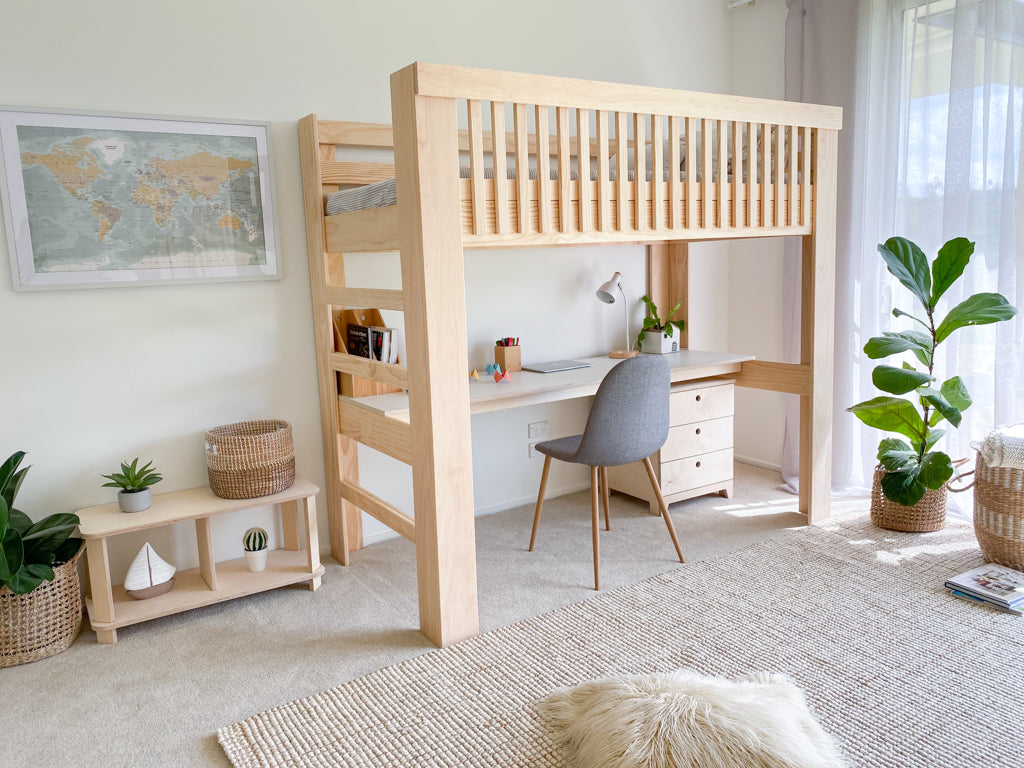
537 669 844 768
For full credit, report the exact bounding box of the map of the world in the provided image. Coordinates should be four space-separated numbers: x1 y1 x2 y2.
15 125 268 274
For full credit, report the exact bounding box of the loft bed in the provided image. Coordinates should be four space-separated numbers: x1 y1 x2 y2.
298 62 841 648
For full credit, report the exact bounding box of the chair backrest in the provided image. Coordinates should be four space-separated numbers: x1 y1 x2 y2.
573 354 671 467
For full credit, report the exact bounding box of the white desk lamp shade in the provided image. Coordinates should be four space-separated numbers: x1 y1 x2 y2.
595 271 638 358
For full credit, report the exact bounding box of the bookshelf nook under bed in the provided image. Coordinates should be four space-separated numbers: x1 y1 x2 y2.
299 62 842 647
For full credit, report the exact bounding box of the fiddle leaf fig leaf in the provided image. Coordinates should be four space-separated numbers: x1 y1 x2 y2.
925 428 946 449
940 376 972 413
848 396 926 442
919 388 961 428
892 307 931 330
935 292 1018 343
877 437 916 472
919 451 954 490
931 237 974 307
880 466 926 507
879 238 932 310
872 365 932 395
863 330 932 362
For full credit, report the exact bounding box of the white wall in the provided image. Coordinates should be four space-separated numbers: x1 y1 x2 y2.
0 0 743 580
729 0 790 470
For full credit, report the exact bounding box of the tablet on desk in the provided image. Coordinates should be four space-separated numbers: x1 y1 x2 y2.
522 360 592 373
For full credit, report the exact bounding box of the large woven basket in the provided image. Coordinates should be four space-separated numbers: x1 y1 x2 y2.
204 419 295 499
0 546 83 668
967 453 1024 569
870 467 947 532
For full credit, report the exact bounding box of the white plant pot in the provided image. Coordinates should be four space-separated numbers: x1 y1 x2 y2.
244 549 268 573
640 331 679 355
118 488 151 513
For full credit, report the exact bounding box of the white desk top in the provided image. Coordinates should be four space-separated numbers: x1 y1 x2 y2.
347 350 754 420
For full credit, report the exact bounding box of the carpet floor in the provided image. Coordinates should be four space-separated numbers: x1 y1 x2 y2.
219 514 1022 768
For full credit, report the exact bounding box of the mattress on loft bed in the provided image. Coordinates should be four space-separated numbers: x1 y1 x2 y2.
325 164 800 216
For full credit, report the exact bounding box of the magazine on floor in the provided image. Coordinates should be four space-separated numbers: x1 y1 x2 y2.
945 563 1024 609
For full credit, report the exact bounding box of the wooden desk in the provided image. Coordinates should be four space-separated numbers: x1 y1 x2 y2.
348 350 755 420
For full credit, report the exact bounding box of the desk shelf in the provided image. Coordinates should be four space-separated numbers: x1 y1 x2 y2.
77 476 321 644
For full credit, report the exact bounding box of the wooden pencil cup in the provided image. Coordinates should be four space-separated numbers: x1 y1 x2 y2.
494 345 521 372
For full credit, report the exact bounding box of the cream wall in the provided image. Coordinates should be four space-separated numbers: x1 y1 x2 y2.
0 0 752 579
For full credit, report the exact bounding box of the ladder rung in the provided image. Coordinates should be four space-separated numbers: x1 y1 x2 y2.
340 480 415 542
337 398 412 465
325 286 404 311
329 352 408 389
320 160 395 185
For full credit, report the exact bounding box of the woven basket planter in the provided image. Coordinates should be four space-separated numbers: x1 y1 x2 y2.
0 546 83 668
870 467 947 532
971 453 1024 569
204 419 295 500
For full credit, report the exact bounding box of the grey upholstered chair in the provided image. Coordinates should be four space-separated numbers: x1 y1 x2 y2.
528 355 685 589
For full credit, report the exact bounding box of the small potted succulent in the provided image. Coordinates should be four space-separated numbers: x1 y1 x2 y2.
637 295 686 354
243 526 269 572
101 458 163 513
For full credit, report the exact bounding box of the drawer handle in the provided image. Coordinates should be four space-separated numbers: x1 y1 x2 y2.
695 394 702 402
696 461 702 468
695 428 702 435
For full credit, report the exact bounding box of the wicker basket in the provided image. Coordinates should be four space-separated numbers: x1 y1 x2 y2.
963 452 1024 569
870 467 948 532
0 546 83 668
204 419 295 499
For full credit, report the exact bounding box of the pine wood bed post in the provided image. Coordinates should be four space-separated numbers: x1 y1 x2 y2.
298 114 356 565
391 64 480 646
647 242 690 350
799 128 838 522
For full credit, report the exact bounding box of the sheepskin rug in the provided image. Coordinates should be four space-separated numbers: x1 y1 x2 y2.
538 669 845 768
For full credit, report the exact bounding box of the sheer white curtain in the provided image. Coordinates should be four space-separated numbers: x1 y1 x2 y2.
784 0 1024 513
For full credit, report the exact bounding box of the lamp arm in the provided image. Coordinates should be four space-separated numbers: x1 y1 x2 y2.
618 283 631 350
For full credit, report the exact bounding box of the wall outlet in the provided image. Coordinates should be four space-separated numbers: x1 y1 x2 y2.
528 441 543 459
527 420 549 440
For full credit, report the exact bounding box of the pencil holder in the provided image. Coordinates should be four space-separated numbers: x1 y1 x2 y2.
494 345 521 373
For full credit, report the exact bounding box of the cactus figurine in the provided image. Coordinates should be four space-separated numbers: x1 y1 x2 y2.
243 526 269 572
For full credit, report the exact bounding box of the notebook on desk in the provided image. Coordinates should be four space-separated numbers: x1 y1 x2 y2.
521 359 592 373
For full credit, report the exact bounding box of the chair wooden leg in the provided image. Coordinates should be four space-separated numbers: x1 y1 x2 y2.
529 455 551 551
600 466 611 531
590 466 601 590
641 457 685 564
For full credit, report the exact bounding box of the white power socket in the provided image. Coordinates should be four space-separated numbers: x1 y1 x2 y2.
527 420 549 440
528 441 543 458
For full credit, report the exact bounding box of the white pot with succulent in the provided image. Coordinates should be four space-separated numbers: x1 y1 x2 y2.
101 458 163 513
243 527 269 572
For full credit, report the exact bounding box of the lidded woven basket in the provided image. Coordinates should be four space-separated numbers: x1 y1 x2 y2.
204 419 295 499
870 467 947 532
0 546 83 668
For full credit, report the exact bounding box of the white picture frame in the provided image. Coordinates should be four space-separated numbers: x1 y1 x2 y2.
0 107 281 290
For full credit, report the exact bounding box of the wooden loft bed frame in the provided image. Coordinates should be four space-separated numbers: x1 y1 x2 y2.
298 62 842 648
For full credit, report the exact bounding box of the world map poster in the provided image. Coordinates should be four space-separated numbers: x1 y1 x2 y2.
0 110 279 289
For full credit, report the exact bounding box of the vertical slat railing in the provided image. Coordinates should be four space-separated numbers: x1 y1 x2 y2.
556 107 572 234
802 127 812 227
774 125 783 227
652 115 664 230
670 116 682 229
615 111 628 231
634 112 647 232
535 105 551 233
788 125 797 226
491 102 509 235
596 110 611 230
684 117 695 228
701 119 712 229
717 120 727 228
514 103 529 234
745 122 754 227
759 122 769 227
732 120 742 229
577 109 591 233
467 100 486 235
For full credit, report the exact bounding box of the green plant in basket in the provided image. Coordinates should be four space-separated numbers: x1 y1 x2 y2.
0 451 82 595
101 458 163 493
848 237 1017 507
637 294 686 347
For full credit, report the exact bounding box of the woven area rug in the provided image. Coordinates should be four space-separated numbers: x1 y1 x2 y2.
219 515 1023 767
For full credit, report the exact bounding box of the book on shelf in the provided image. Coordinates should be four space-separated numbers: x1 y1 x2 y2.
948 589 1023 616
944 563 1024 609
346 324 371 359
347 324 399 363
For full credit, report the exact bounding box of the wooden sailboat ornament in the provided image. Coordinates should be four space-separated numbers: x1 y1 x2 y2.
124 542 176 600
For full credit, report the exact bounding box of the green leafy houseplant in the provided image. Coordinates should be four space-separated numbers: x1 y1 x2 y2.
848 237 1017 507
101 458 163 493
637 295 686 348
0 452 82 595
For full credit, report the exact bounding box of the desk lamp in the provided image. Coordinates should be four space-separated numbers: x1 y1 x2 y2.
596 271 640 359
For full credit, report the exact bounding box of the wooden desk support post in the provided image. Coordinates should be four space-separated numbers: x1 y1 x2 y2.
391 65 480 647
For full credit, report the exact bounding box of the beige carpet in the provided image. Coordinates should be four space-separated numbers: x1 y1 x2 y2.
219 515 1022 768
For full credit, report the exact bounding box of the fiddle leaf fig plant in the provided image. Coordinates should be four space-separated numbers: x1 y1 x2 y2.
637 294 686 347
848 237 1017 507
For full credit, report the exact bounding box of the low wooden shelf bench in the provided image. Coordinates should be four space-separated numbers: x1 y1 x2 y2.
76 476 323 644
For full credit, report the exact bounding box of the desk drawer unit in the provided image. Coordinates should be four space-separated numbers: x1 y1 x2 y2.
608 378 734 514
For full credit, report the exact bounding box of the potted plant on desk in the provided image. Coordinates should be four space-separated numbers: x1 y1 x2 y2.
0 451 85 667
101 458 162 513
637 295 686 354
848 236 1017 532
